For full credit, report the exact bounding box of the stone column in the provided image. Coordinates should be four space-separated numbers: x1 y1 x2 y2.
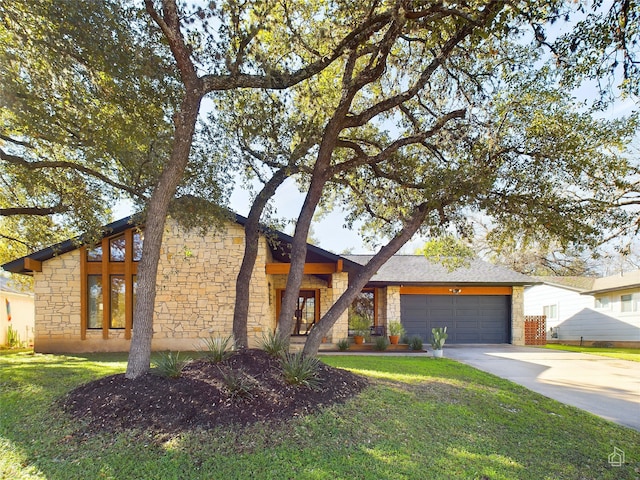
511 286 525 345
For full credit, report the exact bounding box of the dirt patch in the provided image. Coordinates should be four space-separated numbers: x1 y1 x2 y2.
60 349 368 435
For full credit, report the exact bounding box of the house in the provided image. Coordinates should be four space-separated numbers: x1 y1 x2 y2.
524 270 640 345
0 276 34 347
2 214 535 353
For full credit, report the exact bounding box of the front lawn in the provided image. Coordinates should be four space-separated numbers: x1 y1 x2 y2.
1 351 638 479
543 344 640 362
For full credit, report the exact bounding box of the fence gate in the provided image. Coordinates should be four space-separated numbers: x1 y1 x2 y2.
524 315 547 345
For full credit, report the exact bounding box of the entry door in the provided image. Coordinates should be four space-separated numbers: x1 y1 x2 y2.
278 290 319 336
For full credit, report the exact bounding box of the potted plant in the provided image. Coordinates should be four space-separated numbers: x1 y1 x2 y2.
431 327 448 358
387 321 405 345
350 313 371 344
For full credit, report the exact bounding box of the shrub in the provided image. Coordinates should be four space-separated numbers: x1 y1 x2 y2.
260 330 288 358
200 335 234 363
388 321 405 337
280 353 321 389
373 336 388 351
408 335 423 351
6 325 21 348
337 338 350 351
400 334 410 344
153 351 191 378
218 367 256 400
349 313 372 337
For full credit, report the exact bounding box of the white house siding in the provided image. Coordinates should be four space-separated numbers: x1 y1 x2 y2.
0 288 34 347
524 284 640 342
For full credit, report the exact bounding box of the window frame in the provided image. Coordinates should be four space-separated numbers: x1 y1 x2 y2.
543 304 558 320
620 294 636 313
81 228 140 340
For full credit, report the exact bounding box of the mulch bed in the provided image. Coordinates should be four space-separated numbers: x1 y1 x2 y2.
60 349 368 435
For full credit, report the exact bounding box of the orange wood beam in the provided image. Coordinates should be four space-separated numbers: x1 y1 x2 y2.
24 258 42 272
265 262 340 275
399 286 513 296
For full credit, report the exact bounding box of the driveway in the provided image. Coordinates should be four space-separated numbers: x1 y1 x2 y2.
444 345 640 431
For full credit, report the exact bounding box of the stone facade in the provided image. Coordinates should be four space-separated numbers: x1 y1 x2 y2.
31 219 350 353
33 220 271 352
511 285 525 345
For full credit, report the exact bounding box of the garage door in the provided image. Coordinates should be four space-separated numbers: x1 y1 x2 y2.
400 295 511 344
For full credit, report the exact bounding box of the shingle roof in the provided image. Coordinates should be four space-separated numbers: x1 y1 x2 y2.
533 276 596 292
1 212 358 274
343 255 536 285
582 269 640 294
0 276 33 296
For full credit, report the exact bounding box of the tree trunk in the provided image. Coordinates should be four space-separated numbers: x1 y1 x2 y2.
303 203 430 356
125 91 202 379
232 169 291 347
275 176 325 344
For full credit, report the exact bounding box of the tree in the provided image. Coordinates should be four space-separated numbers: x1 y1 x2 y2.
0 0 180 264
255 2 639 355
126 0 416 377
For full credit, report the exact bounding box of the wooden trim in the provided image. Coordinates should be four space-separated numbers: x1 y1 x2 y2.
336 259 343 273
101 237 110 339
275 289 321 332
80 247 87 340
24 258 42 272
399 286 513 296
265 262 339 275
124 229 133 340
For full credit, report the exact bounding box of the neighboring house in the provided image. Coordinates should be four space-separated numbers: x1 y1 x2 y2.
524 271 640 343
2 214 535 353
0 276 34 347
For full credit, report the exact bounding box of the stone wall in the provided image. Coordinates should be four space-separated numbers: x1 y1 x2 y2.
33 250 81 351
33 219 272 352
511 286 525 345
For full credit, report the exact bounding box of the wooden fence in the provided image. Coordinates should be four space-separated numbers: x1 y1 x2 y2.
524 315 547 345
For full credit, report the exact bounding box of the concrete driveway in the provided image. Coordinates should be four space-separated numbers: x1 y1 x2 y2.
444 345 640 431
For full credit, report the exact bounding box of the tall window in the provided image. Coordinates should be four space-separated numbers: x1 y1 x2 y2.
595 296 610 309
81 229 142 339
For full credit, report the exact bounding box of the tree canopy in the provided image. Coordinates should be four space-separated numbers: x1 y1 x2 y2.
1 0 638 369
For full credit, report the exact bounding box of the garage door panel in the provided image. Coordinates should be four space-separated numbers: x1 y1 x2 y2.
400 294 510 344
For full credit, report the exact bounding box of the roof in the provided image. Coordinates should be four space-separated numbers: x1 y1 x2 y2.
532 276 596 292
1 212 359 275
343 255 536 285
582 269 640 295
0 276 33 296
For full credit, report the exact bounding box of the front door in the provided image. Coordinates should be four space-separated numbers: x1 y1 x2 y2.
278 290 319 336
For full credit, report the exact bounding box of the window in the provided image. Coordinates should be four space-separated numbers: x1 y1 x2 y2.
543 304 557 320
82 228 142 339
621 294 636 313
276 290 320 336
595 296 610 309
87 276 102 329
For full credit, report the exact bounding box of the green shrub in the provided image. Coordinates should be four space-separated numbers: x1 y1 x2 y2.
153 351 191 378
200 335 234 363
260 330 288 357
6 325 21 348
400 334 410 344
280 353 321 389
337 338 350 351
373 336 388 351
218 367 256 400
408 335 423 351
388 321 405 337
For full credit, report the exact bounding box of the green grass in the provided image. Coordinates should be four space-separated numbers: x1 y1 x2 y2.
1 352 639 479
543 344 640 362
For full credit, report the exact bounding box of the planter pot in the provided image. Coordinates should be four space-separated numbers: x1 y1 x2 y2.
389 335 400 345
432 349 444 358
354 335 365 345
